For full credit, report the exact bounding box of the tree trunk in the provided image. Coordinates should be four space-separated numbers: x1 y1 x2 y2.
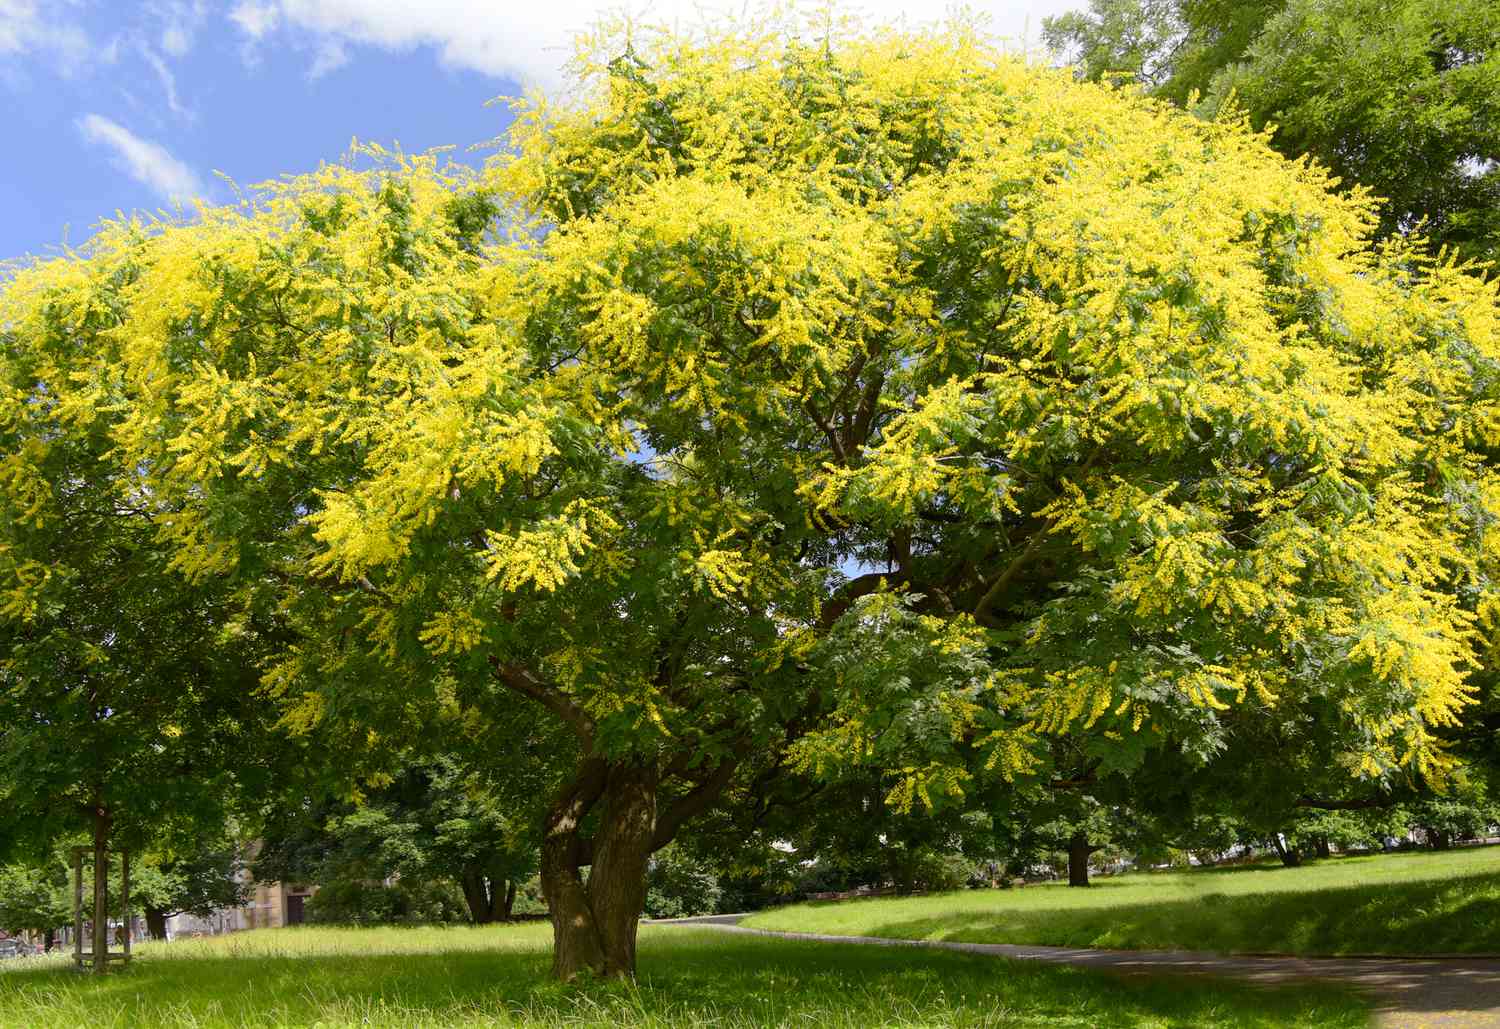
92 805 110 975
1313 837 1332 860
460 868 494 925
1067 831 1091 887
145 907 168 941
42 928 55 953
540 760 657 981
497 879 516 921
1427 828 1452 850
1271 834 1302 867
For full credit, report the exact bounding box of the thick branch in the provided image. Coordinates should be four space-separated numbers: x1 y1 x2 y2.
489 659 595 744
819 571 908 630
650 756 741 852
972 524 1050 623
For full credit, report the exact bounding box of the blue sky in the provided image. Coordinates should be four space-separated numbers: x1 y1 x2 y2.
1 1 1077 262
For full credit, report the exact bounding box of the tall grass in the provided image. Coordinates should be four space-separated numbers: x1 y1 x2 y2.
745 845 1500 955
0 923 1368 1027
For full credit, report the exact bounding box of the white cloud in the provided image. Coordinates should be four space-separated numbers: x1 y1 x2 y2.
307 36 348 78
149 0 205 57
161 21 190 55
0 0 91 69
229 0 279 39
142 47 193 119
77 114 204 202
227 1 1076 89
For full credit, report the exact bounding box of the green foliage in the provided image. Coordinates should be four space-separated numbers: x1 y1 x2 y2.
256 754 538 925
643 845 722 919
0 865 68 936
305 877 467 926
133 843 250 921
1206 0 1500 260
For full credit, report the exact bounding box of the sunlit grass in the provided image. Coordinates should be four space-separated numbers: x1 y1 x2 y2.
745 845 1500 956
0 922 1370 1027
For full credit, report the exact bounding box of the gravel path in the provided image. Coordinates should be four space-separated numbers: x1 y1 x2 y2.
654 915 1500 1027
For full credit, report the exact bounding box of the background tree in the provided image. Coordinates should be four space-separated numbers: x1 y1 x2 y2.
256 752 543 926
133 840 250 941
0 863 70 950
0 335 286 970
5 14 1498 981
1045 0 1500 260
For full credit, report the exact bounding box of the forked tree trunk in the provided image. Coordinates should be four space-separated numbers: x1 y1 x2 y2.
1067 831 1091 887
461 870 517 925
1271 834 1302 867
541 761 657 980
145 907 169 941
461 869 494 925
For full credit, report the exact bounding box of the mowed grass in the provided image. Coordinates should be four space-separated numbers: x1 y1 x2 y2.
745 845 1500 956
0 922 1369 1027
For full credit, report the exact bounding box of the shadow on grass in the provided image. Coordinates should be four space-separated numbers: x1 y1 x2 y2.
859 867 1500 958
0 928 1369 1028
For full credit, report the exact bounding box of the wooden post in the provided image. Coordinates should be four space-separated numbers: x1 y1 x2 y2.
121 850 131 964
71 848 83 970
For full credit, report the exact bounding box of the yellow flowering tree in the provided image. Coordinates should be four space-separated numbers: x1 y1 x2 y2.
5 15 1500 979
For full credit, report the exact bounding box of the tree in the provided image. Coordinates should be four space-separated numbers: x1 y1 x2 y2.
255 753 543 925
133 842 250 941
1046 0 1500 260
5 15 1498 980
643 844 723 919
0 322 284 970
0 863 70 950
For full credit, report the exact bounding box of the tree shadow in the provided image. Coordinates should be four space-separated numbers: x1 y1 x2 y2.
0 928 1369 1027
858 877 1500 1015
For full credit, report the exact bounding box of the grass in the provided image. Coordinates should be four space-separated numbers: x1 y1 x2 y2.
0 922 1370 1027
744 844 1500 956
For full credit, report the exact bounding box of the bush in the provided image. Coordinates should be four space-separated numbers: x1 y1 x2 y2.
306 876 466 925
644 845 722 919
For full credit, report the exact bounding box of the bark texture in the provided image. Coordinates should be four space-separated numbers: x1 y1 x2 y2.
1067 831 1092 887
461 870 518 925
145 907 168 941
1271 834 1302 867
540 761 659 980
91 806 109 975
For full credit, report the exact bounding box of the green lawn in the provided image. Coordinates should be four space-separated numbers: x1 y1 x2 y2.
744 845 1500 956
0 922 1368 1027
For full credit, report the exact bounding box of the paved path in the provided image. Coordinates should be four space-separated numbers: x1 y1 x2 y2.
654 915 1500 1027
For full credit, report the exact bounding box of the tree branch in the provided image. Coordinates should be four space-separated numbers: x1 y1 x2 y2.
488 658 595 745
650 756 741 852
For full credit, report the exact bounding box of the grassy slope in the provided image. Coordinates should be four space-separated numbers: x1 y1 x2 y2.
744 845 1500 956
0 923 1368 1028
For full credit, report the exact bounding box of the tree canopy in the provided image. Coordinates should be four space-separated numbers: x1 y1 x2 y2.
3 14 1499 979
1045 0 1500 260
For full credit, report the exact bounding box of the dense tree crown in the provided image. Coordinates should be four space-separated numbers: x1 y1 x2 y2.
1045 0 1500 260
3 17 1499 977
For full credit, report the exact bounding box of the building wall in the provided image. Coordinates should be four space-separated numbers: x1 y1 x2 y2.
240 881 316 929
